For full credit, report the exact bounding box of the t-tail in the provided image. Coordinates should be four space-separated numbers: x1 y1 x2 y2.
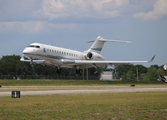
86 36 131 54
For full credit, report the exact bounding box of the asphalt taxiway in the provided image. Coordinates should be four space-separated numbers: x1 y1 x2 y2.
1 87 167 96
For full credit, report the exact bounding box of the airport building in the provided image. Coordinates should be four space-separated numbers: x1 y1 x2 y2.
100 68 121 81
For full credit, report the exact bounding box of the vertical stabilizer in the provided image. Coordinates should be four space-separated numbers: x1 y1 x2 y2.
86 36 131 54
87 36 105 54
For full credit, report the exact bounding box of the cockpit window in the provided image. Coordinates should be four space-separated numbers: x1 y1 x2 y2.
28 45 40 48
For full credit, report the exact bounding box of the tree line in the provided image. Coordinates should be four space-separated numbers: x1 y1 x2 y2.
0 55 166 80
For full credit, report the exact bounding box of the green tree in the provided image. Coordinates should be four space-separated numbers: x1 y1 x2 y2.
116 65 136 80
0 55 36 75
0 55 20 75
126 70 136 80
145 66 158 81
135 65 147 80
157 67 164 76
0 55 164 80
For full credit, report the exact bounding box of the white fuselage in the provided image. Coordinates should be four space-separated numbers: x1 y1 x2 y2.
23 43 105 68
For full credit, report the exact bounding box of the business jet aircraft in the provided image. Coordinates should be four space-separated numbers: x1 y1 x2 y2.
20 36 155 79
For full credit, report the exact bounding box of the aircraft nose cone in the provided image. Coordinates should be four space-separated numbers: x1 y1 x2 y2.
23 48 33 55
23 49 27 54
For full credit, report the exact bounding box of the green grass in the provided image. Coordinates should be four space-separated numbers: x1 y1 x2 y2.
0 79 165 86
0 92 167 120
0 80 167 119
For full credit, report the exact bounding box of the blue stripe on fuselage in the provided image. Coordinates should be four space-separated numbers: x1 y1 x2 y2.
24 53 81 61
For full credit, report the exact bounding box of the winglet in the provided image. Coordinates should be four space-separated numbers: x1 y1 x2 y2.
149 54 156 62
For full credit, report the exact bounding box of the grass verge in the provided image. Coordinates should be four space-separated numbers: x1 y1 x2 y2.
0 92 167 120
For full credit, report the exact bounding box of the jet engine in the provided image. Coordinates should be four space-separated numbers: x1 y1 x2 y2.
86 52 93 60
85 52 104 60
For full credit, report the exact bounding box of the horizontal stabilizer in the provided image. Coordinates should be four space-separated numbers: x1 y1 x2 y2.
88 36 132 43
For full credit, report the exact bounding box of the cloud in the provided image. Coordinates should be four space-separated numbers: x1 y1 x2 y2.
2 0 166 35
1 0 167 22
35 0 129 19
133 0 167 20
0 21 77 34
0 0 40 21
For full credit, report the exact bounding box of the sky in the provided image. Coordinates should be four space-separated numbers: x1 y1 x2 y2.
0 0 167 67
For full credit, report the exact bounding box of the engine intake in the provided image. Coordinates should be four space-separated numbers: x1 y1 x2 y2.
86 52 93 60
85 51 104 60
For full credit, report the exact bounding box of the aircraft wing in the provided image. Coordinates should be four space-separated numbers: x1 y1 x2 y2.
20 54 155 68
63 54 156 67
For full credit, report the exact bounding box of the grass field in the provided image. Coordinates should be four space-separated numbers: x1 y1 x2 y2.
0 93 167 120
0 80 167 119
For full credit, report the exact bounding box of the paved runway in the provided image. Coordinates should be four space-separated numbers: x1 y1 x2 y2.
1 87 167 96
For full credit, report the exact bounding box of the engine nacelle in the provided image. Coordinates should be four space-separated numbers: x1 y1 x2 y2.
85 52 104 60
86 52 93 60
